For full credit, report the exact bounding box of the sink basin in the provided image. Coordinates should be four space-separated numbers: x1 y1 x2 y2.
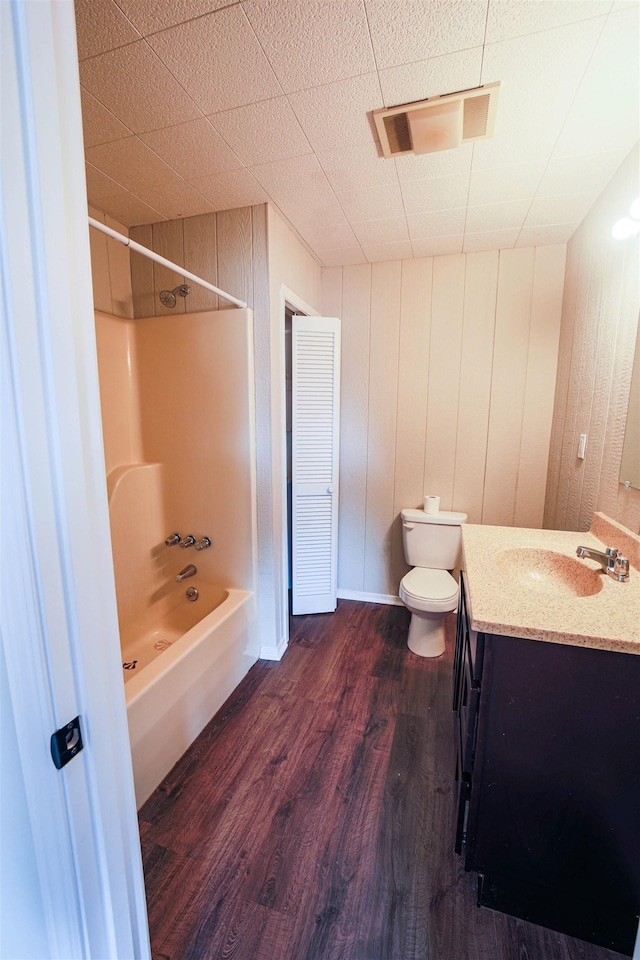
495 548 603 598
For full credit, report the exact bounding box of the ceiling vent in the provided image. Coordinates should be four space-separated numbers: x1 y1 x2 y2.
373 82 500 158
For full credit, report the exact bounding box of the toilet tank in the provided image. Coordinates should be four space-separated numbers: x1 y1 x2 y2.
401 509 468 569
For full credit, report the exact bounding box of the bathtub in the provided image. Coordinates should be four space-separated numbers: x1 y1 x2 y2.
123 584 258 808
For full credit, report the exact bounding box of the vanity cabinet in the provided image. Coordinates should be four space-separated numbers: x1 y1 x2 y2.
454 574 640 956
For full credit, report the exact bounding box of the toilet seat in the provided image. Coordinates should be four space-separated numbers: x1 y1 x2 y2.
400 567 459 613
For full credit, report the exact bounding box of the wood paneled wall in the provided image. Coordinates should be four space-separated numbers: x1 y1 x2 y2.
545 144 640 535
322 246 566 600
88 206 133 318
130 206 262 317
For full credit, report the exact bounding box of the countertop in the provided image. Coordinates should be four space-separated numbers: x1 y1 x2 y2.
461 513 640 655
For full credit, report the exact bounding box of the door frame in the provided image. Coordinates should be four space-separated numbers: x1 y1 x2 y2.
277 285 318 643
1 2 150 956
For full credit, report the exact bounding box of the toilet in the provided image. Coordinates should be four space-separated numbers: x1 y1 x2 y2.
399 507 468 657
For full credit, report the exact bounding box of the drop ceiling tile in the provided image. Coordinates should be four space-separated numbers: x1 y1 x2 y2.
478 18 605 161
465 198 530 232
537 150 629 198
87 136 175 191
251 156 348 230
316 247 367 267
242 0 375 93
318 147 398 200
140 118 242 180
408 208 467 240
468 160 545 204
517 223 577 246
189 169 268 210
287 73 384 159
115 0 230 35
74 0 141 60
470 127 550 171
401 174 470 216
553 7 640 158
525 193 592 226
81 88 132 148
411 235 464 257
351 217 409 245
86 136 210 219
85 163 128 202
250 154 334 207
209 98 312 166
338 182 404 221
289 218 359 247
148 181 215 220
361 240 414 262
79 42 201 134
485 1 610 44
395 143 473 182
96 194 165 227
365 0 488 69
462 228 519 252
147 7 282 114
378 47 484 107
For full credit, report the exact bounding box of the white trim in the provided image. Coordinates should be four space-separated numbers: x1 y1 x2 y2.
260 634 289 661
1 3 150 956
275 285 322 656
88 217 247 309
337 589 404 607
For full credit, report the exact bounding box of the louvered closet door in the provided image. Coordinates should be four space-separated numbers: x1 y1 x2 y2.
291 316 341 615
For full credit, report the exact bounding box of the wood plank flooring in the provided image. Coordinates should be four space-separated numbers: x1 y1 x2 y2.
139 601 629 960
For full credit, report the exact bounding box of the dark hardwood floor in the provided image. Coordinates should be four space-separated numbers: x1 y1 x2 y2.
139 601 629 960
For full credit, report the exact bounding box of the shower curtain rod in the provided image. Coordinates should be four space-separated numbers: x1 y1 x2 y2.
88 216 248 309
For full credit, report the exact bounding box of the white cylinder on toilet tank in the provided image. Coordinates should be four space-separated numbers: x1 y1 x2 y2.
401 508 467 569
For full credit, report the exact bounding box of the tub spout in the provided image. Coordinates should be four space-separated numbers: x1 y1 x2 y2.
176 564 197 582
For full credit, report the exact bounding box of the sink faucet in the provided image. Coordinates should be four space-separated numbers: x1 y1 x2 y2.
176 564 197 582
576 545 630 582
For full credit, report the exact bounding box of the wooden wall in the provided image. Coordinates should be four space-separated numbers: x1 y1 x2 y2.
88 206 133 318
545 144 640 535
129 207 265 318
322 246 567 600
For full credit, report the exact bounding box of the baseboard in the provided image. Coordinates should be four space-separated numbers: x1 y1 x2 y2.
260 633 288 661
336 589 403 607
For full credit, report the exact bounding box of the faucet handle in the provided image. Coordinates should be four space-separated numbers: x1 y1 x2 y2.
605 546 619 558
164 533 181 546
194 537 211 551
180 535 196 549
612 555 630 582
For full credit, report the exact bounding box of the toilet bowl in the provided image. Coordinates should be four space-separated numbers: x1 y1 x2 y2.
400 507 467 658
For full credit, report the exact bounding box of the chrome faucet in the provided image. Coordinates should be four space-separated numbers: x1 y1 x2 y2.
176 564 197 582
180 535 196 549
194 537 211 551
576 545 630 582
164 532 181 546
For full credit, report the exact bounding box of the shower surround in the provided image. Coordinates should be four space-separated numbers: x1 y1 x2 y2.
95 307 258 806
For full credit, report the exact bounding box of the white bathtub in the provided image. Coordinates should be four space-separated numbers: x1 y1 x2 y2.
123 584 258 808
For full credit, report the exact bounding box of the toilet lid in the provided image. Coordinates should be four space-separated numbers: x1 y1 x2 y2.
401 567 458 603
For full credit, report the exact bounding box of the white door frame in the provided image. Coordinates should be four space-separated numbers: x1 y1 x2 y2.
277 285 319 645
1 2 149 956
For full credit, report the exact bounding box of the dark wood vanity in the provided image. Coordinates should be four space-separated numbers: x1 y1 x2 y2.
454 574 640 956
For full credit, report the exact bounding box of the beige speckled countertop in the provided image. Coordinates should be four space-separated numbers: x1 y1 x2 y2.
461 513 640 655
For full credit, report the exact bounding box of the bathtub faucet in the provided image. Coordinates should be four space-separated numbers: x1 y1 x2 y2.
176 564 197 582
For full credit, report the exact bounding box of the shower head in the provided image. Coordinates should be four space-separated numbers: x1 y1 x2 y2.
159 284 190 308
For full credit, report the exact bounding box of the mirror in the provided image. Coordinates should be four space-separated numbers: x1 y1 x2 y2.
620 321 640 489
